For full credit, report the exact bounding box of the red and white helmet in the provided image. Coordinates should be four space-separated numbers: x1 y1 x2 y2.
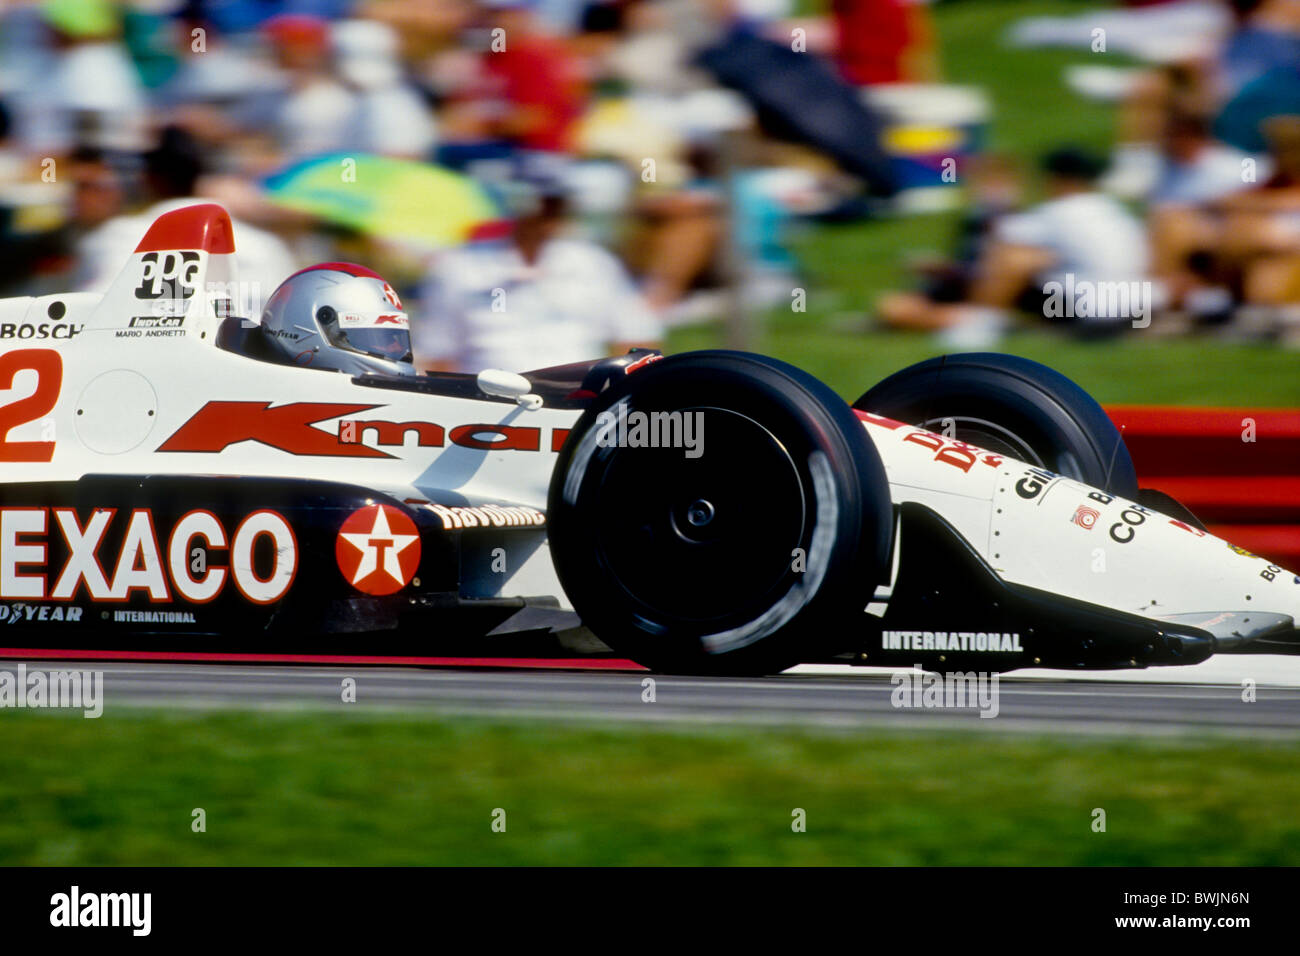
260 262 416 376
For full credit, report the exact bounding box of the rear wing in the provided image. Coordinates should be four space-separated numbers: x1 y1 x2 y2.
82 203 242 347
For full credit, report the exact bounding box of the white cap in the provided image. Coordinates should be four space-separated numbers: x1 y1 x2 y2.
333 19 402 91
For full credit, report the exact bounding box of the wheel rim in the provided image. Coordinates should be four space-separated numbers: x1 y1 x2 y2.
916 415 1049 468
590 407 807 625
917 415 1090 482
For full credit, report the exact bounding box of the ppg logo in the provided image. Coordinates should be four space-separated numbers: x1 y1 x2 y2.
134 251 202 301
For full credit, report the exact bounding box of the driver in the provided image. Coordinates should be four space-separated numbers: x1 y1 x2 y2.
259 262 418 377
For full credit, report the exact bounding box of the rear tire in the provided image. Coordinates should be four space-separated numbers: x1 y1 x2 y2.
855 353 1139 497
548 350 893 674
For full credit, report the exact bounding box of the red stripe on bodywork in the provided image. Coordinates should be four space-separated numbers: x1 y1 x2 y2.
0 648 644 669
853 409 906 429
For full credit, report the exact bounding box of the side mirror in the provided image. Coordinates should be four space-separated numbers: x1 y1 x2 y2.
476 368 543 410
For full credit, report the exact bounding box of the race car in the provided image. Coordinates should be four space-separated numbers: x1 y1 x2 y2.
0 203 1296 674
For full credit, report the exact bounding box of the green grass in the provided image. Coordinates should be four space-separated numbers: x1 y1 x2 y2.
672 321 1300 407
3 708 1299 865
933 0 1124 157
669 1 1300 408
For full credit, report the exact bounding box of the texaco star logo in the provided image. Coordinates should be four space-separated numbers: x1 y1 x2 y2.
335 504 421 595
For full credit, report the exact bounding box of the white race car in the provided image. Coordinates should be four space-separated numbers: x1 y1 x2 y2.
0 204 1295 673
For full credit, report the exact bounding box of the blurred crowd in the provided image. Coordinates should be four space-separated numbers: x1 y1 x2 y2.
881 0 1300 347
1 0 916 371
0 0 1298 372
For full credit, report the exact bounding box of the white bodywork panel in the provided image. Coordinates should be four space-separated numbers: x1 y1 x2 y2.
858 412 1300 627
0 211 575 605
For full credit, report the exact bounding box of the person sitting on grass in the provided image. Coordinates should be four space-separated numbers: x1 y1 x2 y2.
877 147 1150 346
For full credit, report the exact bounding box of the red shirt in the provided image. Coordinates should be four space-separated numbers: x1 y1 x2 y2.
482 35 586 152
834 0 913 85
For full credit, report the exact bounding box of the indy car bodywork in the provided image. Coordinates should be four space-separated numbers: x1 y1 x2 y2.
0 205 1296 673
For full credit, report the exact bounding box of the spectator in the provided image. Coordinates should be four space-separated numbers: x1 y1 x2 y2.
334 18 439 160
416 167 660 372
877 152 1024 325
443 0 588 154
1104 0 1300 197
0 99 24 183
880 147 1149 342
1149 109 1264 206
259 13 354 160
1217 114 1300 342
832 0 939 86
74 126 298 317
1146 110 1263 323
65 145 129 235
0 99 78 289
1215 0 1300 103
627 141 726 313
13 0 147 156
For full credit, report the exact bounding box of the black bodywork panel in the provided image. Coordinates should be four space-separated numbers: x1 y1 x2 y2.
0 475 576 657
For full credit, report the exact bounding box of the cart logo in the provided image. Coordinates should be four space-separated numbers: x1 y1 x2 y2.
336 504 421 595
128 315 184 328
1071 505 1100 530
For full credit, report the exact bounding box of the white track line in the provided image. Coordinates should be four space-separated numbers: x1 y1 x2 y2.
790 655 1300 687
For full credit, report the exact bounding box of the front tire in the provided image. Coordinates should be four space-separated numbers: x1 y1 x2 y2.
548 351 893 674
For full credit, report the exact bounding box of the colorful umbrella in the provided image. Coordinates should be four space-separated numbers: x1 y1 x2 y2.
263 153 503 249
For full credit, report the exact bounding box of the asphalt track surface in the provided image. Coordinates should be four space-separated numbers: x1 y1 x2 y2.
6 658 1300 737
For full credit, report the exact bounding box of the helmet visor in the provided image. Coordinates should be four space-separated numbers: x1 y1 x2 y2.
334 326 413 363
320 310 413 364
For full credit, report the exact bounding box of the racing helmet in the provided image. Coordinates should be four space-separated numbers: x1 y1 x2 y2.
259 263 417 376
